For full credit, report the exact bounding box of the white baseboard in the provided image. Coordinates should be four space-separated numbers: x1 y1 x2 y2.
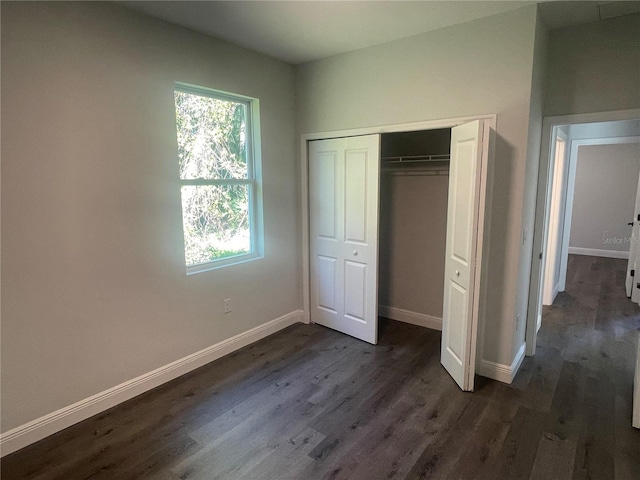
568 247 629 259
0 310 304 457
379 305 442 331
478 342 526 384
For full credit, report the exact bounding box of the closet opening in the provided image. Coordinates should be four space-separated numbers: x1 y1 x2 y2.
304 116 491 391
378 128 452 334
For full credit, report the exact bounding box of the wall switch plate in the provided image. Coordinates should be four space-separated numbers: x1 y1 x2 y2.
223 299 232 314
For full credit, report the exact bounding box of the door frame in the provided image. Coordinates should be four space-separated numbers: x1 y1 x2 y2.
558 135 640 290
300 113 496 367
542 128 568 306
526 108 640 356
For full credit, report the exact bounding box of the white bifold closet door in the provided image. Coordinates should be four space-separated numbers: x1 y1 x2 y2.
308 121 486 392
440 120 485 392
308 135 380 344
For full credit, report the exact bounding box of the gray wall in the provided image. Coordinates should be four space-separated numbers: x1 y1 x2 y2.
296 5 539 367
379 175 448 318
570 143 640 253
545 13 640 116
522 8 549 338
1 2 298 432
378 131 450 319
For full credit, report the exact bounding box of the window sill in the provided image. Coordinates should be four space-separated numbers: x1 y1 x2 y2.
186 252 263 275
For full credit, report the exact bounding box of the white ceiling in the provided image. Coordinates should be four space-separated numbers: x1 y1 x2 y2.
538 0 640 29
120 1 640 65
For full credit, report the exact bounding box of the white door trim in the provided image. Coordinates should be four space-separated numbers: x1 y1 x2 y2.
526 108 640 356
301 114 496 370
542 129 568 306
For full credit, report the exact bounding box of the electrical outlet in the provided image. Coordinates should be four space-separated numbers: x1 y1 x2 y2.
223 298 232 314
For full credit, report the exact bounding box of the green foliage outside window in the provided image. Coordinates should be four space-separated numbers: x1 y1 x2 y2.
174 90 253 267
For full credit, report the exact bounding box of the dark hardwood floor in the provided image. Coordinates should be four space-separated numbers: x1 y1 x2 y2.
2 255 639 479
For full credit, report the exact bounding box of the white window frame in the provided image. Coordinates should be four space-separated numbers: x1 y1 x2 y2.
175 83 263 274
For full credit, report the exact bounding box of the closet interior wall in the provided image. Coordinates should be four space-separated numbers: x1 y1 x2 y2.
379 129 452 326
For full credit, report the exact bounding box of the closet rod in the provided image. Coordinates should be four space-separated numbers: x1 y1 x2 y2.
382 169 449 177
381 154 450 164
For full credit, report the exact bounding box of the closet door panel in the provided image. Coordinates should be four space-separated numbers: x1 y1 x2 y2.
311 151 338 240
444 281 468 363
316 255 338 313
344 260 367 322
344 149 369 245
309 143 342 329
450 140 475 267
441 119 486 392
309 135 380 345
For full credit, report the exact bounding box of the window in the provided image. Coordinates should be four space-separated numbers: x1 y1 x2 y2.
174 84 262 273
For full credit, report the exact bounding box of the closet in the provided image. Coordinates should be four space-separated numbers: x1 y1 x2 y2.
378 129 452 330
307 118 488 390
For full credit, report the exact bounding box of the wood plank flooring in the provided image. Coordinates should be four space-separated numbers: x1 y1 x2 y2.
2 255 639 479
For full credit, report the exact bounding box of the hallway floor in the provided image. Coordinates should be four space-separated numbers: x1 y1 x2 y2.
502 254 640 479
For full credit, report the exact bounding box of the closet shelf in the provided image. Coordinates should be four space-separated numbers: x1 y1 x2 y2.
381 168 449 177
381 154 450 176
381 154 450 164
